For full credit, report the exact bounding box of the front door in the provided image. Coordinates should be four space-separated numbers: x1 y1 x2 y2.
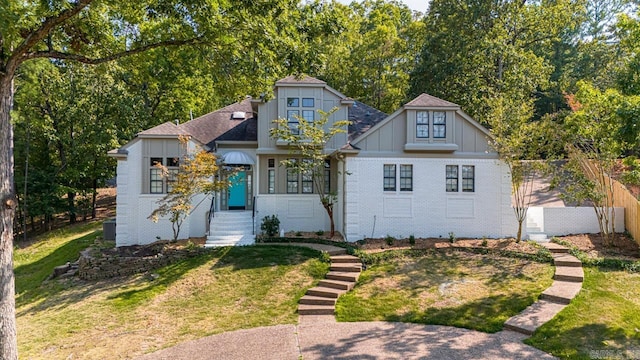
228 171 246 210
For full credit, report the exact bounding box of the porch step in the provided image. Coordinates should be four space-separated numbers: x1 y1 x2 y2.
298 304 335 315
299 295 337 306
207 210 254 247
554 266 584 282
504 300 567 335
528 233 549 242
541 280 583 304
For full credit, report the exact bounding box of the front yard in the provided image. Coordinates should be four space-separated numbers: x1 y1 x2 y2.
14 224 640 360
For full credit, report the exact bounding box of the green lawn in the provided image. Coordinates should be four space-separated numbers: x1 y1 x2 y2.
526 267 640 359
336 250 554 332
15 225 328 359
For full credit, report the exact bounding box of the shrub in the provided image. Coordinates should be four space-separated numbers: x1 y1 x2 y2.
385 235 395 246
409 235 416 246
315 230 325 236
295 231 303 237
260 215 280 237
448 232 456 243
481 238 488 247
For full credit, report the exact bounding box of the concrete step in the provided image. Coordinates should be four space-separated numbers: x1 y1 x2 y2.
298 304 334 315
554 266 584 282
541 280 582 304
541 242 570 254
299 295 337 306
554 254 582 267
306 286 345 299
210 223 253 231
526 227 542 233
330 264 361 273
326 271 359 282
504 300 567 335
318 279 354 291
209 229 253 236
330 255 361 264
528 233 549 242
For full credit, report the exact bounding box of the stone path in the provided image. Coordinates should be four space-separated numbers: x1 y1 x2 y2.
504 242 583 335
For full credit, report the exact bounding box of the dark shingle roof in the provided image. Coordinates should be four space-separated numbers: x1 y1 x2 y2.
179 98 255 145
405 93 459 108
209 118 257 147
347 101 388 142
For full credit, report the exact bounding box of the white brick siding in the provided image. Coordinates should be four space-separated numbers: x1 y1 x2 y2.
344 157 514 241
255 194 333 234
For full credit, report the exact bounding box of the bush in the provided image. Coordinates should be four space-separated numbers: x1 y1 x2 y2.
409 235 416 246
315 230 325 236
448 232 456 243
385 235 395 246
260 215 280 237
481 238 488 247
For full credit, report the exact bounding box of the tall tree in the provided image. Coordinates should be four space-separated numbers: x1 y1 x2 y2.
0 1 301 358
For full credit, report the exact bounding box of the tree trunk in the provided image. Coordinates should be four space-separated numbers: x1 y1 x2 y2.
323 203 335 238
0 73 19 360
67 191 76 224
516 220 523 243
91 178 98 219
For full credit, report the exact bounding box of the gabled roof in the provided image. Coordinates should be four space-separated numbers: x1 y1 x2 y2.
347 101 388 142
404 93 459 108
138 121 189 137
275 75 327 85
179 98 255 145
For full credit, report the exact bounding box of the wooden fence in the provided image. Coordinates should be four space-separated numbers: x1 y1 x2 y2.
581 158 640 244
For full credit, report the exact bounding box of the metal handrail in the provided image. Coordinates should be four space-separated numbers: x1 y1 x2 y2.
252 196 256 235
208 195 215 223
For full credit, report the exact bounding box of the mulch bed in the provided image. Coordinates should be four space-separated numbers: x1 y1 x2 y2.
100 237 206 258
554 233 640 260
355 237 542 255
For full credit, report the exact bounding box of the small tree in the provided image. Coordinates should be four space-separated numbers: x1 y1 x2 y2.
561 83 627 246
149 137 230 241
269 108 349 238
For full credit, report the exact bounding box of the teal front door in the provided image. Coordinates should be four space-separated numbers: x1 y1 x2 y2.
228 171 246 209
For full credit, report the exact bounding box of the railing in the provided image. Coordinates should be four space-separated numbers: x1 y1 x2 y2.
252 196 256 235
208 195 215 224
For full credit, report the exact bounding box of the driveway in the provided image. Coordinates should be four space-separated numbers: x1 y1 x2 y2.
138 316 554 359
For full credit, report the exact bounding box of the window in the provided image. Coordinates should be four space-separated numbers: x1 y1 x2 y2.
287 110 300 135
446 165 458 192
433 111 446 138
287 97 299 107
302 98 314 107
416 111 429 138
462 165 475 192
383 164 396 191
302 110 314 124
302 159 313 193
400 165 413 191
268 158 275 194
287 168 298 193
149 157 179 194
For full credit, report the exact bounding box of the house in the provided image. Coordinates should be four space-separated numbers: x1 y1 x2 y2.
108 75 517 247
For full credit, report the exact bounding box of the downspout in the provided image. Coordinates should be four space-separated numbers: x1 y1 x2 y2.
338 152 347 240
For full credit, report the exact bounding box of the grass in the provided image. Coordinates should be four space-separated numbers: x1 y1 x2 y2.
15 225 329 359
336 249 554 333
526 267 640 359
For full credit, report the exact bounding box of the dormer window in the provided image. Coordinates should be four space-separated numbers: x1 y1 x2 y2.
416 111 429 138
433 111 446 138
286 97 315 135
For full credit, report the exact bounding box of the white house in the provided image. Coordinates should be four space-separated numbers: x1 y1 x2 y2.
108 75 518 247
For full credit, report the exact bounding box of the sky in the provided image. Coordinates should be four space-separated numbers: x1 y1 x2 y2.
335 0 429 13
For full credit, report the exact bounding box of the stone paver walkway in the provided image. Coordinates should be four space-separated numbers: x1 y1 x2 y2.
504 242 583 334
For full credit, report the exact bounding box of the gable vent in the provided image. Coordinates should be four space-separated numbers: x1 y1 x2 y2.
231 111 246 120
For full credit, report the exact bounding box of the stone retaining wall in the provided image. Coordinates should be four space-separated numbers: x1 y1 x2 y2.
78 247 207 280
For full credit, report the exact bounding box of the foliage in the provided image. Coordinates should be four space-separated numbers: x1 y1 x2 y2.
260 215 281 237
269 106 350 238
384 235 395 246
448 232 456 243
148 138 229 241
408 235 415 246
